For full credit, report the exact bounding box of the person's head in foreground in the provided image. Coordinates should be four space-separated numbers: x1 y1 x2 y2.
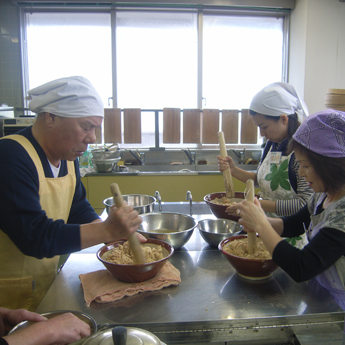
27 76 104 165
289 108 345 197
249 82 309 143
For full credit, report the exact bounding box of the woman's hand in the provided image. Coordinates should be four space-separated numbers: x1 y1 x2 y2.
231 198 285 255
228 198 268 233
217 155 235 172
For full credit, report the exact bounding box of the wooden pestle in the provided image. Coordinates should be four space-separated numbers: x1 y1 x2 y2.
246 179 257 254
110 183 146 264
218 131 235 199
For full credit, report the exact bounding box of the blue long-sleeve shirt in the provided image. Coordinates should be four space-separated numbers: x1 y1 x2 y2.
0 127 99 259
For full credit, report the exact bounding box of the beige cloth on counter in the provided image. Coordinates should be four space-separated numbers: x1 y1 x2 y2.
79 261 181 306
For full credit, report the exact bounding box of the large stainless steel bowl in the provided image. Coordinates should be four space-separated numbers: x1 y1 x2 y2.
103 194 156 214
197 218 242 247
137 212 197 249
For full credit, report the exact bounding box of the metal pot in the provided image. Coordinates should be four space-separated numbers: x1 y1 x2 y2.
137 212 197 249
91 146 120 160
71 325 166 345
92 157 121 173
103 194 156 215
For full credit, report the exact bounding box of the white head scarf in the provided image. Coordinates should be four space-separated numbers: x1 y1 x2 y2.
27 76 104 118
249 82 309 123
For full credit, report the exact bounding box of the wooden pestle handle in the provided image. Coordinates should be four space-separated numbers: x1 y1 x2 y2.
218 131 234 199
246 179 257 254
110 183 146 264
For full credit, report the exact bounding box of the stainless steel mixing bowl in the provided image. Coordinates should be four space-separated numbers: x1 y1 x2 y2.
197 218 242 247
91 147 120 160
103 194 156 214
137 212 197 249
92 157 121 173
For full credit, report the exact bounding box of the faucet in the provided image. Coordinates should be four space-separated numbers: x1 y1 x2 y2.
129 149 145 165
155 191 162 212
232 148 246 164
183 149 195 165
186 190 192 216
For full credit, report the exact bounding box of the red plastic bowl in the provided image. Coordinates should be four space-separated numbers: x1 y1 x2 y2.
97 238 174 283
204 192 247 222
219 235 278 280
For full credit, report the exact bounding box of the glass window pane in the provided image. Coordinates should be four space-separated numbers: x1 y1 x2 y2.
116 11 198 109
25 12 112 108
203 14 284 110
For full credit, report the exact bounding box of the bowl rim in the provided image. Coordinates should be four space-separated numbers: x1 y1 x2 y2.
92 147 120 152
218 234 274 263
204 191 257 204
138 212 197 233
91 157 121 163
198 227 241 236
197 218 242 236
103 194 156 207
97 238 174 267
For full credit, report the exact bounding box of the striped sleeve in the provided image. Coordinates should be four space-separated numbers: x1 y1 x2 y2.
275 157 313 216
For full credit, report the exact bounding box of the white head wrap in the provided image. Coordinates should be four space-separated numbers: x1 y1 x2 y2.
249 82 309 123
27 76 104 118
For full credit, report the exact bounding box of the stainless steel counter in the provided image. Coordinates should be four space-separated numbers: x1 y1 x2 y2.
37 208 345 344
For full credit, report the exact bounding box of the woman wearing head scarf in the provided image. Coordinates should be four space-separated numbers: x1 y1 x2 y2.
0 76 143 311
232 109 345 310
218 82 313 218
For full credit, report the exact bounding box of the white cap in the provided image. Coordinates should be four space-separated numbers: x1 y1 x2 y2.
249 82 309 123
27 76 104 118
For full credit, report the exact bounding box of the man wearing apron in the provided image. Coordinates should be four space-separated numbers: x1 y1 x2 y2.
232 109 345 312
0 76 142 311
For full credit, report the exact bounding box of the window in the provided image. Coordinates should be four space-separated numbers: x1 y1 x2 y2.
22 8 288 148
202 13 284 110
24 12 112 108
116 11 198 109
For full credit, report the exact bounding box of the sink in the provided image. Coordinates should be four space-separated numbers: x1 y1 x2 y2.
121 164 257 173
158 202 212 215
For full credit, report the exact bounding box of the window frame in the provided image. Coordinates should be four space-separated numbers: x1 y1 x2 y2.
19 5 290 149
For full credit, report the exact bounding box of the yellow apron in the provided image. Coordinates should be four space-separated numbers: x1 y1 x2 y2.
0 135 76 311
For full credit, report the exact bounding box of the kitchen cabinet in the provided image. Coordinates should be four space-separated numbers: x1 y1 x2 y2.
81 173 250 214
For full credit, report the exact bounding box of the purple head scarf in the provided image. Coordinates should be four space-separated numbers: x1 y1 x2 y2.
293 109 345 157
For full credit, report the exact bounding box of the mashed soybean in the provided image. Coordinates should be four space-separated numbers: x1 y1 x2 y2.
211 197 237 207
104 241 164 265
223 238 271 260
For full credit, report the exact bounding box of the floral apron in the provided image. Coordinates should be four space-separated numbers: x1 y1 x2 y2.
307 201 345 311
257 146 308 248
0 135 76 311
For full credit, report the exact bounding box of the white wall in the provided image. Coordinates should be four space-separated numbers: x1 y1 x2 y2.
289 0 345 114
